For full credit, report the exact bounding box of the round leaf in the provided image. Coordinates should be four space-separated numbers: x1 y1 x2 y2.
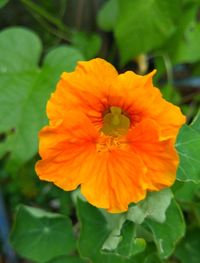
115 0 181 64
176 123 200 183
0 27 84 170
10 205 76 262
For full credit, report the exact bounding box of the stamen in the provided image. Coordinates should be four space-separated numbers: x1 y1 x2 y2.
96 134 128 153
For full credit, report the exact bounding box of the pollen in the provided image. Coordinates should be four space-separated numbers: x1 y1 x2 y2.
96 134 128 153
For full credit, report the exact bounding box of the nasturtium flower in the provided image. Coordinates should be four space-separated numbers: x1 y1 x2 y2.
36 58 186 213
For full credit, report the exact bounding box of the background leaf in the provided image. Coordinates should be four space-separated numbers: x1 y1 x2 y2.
77 199 148 263
114 221 146 258
71 31 102 59
145 199 185 258
10 205 76 262
191 110 200 132
77 199 123 263
97 0 119 32
0 27 84 170
161 2 200 64
171 22 200 64
114 0 181 64
176 112 200 183
175 228 200 263
173 181 200 202
47 255 86 263
0 0 9 8
101 213 126 253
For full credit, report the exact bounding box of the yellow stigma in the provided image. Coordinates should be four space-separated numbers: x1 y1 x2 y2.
101 106 130 136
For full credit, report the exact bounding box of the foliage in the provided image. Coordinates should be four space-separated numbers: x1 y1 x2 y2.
176 111 200 182
0 0 200 262
0 27 83 171
10 205 76 262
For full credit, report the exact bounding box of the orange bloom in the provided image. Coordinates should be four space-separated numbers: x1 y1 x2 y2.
36 58 186 213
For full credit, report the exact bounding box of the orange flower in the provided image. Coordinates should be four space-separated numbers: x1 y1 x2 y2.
36 58 186 213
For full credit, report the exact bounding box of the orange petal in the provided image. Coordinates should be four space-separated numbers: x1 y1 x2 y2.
81 148 147 213
47 58 118 129
108 69 185 137
149 100 186 139
141 72 186 138
35 111 99 190
128 119 178 191
36 109 148 212
108 70 162 125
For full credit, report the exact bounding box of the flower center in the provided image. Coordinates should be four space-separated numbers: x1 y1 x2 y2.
100 106 130 136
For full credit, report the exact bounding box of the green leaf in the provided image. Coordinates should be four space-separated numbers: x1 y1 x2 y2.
0 0 9 8
47 255 86 263
0 27 84 169
97 0 119 31
127 189 173 224
145 199 185 258
162 2 199 64
115 221 146 258
160 1 200 64
10 205 76 262
143 253 163 263
72 31 102 59
175 228 200 263
172 22 200 63
193 203 200 223
101 213 126 253
0 27 41 75
176 120 200 183
77 199 143 263
173 181 200 202
114 0 181 64
101 213 146 258
77 199 120 263
191 110 200 132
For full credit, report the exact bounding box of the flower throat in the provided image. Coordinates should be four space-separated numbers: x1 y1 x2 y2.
100 106 130 136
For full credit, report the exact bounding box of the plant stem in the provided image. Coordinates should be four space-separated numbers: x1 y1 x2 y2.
21 0 72 38
162 53 173 87
30 11 70 43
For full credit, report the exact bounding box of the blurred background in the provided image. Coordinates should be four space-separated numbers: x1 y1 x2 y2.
0 0 200 262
